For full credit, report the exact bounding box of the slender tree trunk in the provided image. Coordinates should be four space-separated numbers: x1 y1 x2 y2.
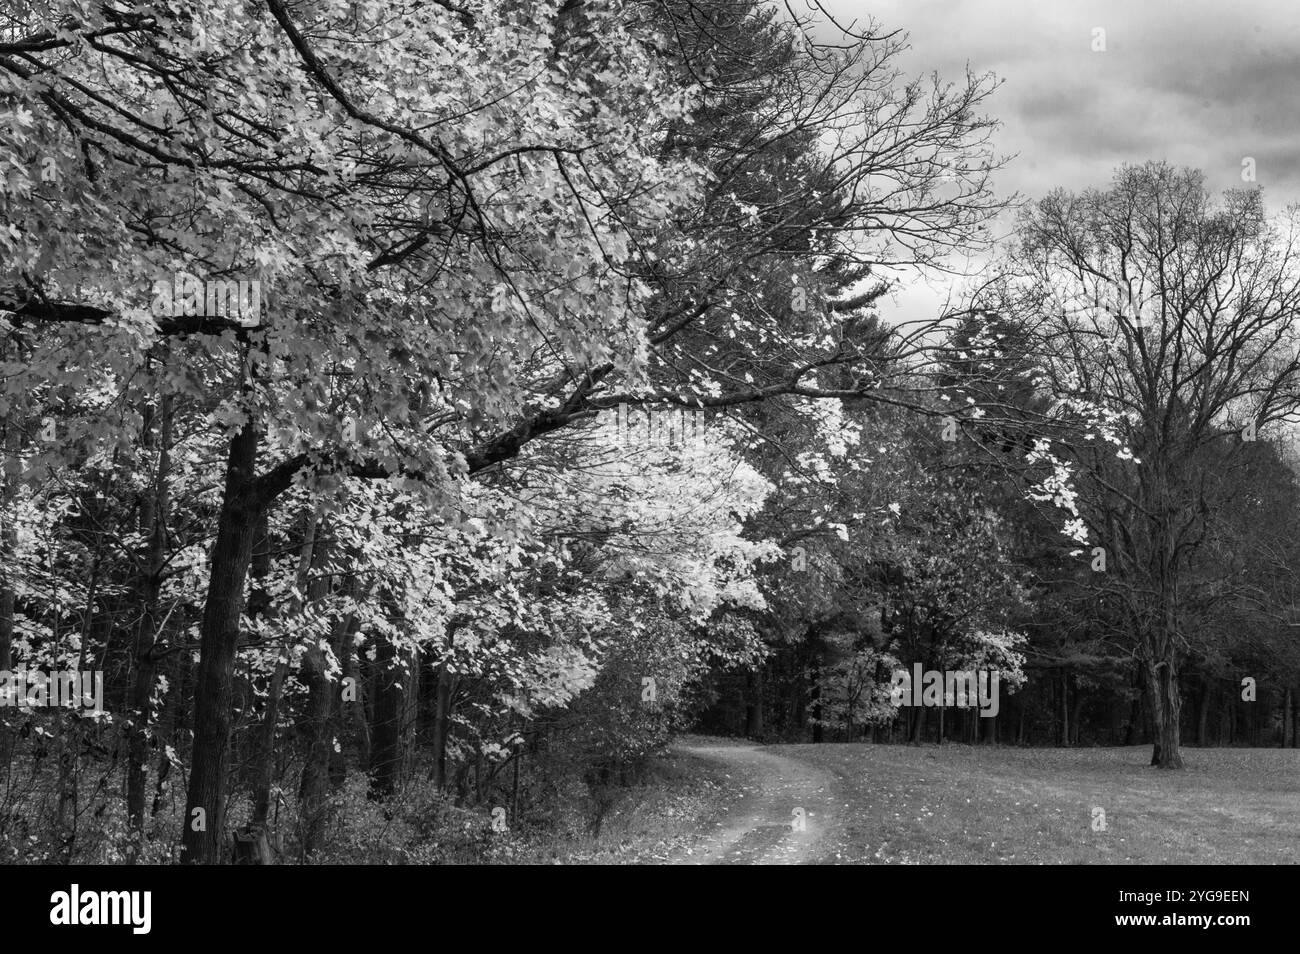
127 396 172 856
745 667 764 738
0 515 14 776
0 421 17 743
0 373 17 677
1069 674 1083 745
150 642 188 820
369 629 415 799
297 637 334 853
1197 679 1213 746
0 530 12 672
251 512 319 830
1125 665 1142 746
808 651 823 743
344 614 371 769
299 566 352 855
1059 669 1069 747
181 424 263 864
430 662 454 789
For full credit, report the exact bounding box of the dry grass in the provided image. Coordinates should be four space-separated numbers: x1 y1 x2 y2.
788 743 1300 864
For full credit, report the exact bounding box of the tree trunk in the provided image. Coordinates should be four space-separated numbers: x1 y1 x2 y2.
1059 669 1069 747
1125 665 1142 746
1145 654 1184 769
1067 674 1081 745
1197 679 1213 746
251 512 320 830
430 661 454 789
297 635 334 854
809 658 823 743
181 424 263 864
0 416 18 680
745 667 764 738
0 511 14 779
0 388 19 679
343 612 371 769
151 647 188 820
299 567 352 855
369 629 416 799
127 395 172 856
0 531 12 672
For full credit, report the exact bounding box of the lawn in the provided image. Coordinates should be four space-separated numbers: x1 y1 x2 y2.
788 744 1300 864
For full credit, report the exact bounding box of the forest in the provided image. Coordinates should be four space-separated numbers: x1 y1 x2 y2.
1 0 1298 866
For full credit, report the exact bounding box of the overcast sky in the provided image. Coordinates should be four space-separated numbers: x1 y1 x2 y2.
821 0 1300 321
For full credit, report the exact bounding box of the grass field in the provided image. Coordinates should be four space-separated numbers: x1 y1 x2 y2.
784 743 1300 864
459 741 1300 863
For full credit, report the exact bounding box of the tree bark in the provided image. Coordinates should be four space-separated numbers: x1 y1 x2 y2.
430 660 454 789
1125 665 1142 746
127 395 172 856
1197 678 1213 746
1069 674 1084 745
1145 654 1184 768
0 535 12 673
299 566 353 855
0 414 18 673
369 629 416 799
809 658 823 744
1059 669 1069 747
343 612 371 770
745 667 764 738
251 511 320 830
180 424 263 864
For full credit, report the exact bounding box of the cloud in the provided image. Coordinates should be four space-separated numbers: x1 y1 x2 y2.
818 0 1300 322
822 0 1300 202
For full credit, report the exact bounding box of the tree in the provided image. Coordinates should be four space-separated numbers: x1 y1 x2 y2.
2 0 1017 862
983 162 1300 767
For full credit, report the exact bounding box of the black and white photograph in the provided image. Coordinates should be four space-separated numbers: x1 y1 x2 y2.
0 0 1292 925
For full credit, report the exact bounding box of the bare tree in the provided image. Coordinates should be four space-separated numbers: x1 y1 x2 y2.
987 162 1300 767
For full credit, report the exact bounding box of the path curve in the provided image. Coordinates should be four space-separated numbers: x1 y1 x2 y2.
668 741 840 865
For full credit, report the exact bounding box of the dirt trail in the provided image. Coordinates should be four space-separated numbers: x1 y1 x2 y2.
669 741 840 865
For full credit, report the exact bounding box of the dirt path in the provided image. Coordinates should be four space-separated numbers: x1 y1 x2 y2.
668 741 841 865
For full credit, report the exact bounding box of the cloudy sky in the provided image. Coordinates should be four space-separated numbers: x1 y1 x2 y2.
822 0 1300 321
